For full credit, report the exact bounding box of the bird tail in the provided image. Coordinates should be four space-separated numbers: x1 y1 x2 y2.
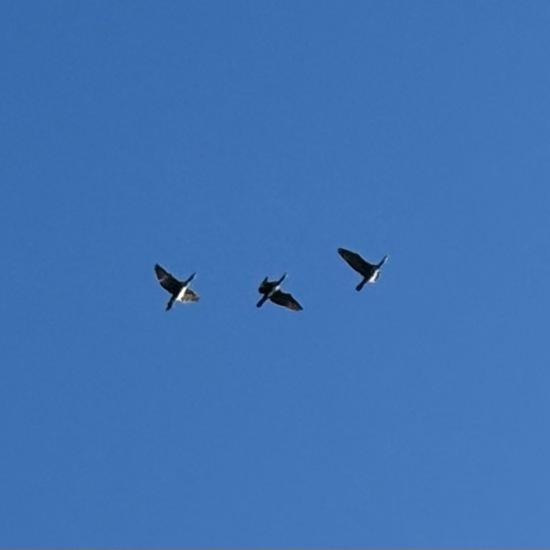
356 278 367 292
184 272 196 284
377 255 389 268
165 295 176 311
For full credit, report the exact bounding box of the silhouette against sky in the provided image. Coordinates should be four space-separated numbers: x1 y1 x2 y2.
2 2 550 547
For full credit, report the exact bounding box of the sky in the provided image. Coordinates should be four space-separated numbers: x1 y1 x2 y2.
1 1 550 547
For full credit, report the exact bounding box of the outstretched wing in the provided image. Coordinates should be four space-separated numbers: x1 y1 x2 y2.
181 287 200 302
337 248 373 276
270 290 303 311
154 264 182 294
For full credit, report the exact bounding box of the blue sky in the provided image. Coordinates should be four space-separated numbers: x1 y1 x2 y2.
1 1 550 547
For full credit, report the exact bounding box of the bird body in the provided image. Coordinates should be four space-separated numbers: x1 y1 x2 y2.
154 264 199 311
338 247 388 291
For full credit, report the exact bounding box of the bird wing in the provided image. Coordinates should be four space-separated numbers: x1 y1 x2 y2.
337 248 373 276
154 264 182 294
181 287 200 302
270 290 303 311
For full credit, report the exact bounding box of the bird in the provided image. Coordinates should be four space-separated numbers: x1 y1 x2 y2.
154 263 200 311
338 247 388 291
256 273 303 311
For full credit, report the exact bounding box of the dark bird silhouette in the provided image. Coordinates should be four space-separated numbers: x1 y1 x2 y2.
154 264 199 311
338 247 388 291
256 273 303 311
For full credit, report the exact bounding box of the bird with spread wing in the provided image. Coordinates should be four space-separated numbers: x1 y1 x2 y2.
338 248 388 291
256 273 303 311
154 264 200 311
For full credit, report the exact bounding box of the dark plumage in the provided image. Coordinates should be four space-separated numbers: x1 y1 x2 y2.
338 247 388 291
256 273 303 311
154 264 199 311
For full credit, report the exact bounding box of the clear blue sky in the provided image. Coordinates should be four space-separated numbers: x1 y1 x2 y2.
1 1 550 547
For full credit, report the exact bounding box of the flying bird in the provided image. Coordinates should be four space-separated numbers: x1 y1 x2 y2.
154 263 200 311
256 273 303 311
338 247 388 291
